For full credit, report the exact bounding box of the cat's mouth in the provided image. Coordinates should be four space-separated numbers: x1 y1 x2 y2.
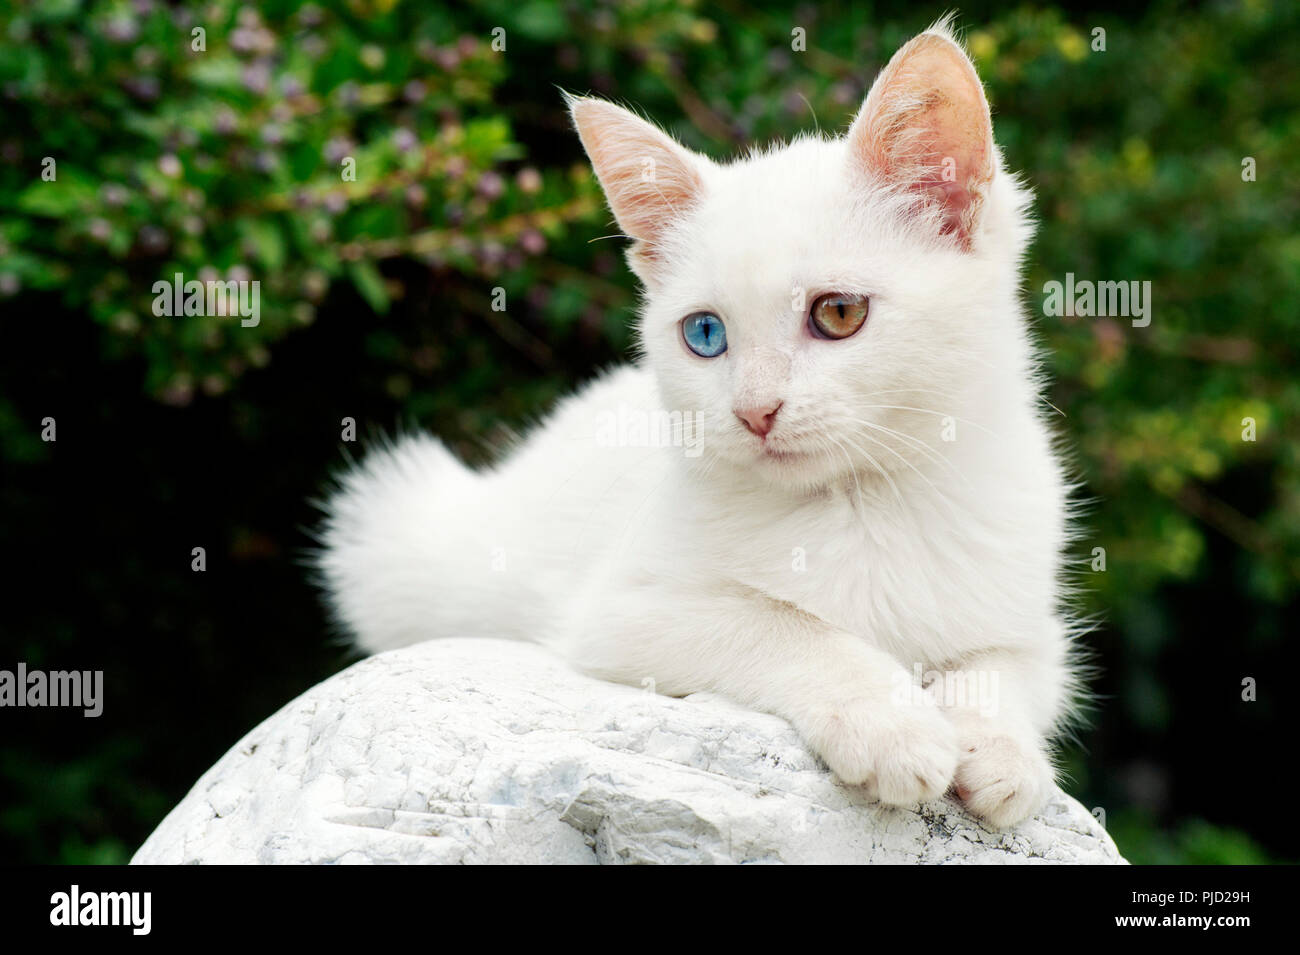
760 445 807 463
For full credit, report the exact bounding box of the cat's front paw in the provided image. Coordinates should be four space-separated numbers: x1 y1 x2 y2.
952 727 1055 829
803 699 958 807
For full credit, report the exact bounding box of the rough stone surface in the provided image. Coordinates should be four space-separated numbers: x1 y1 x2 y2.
133 639 1125 864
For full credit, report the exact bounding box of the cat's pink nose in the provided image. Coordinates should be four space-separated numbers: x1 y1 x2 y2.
735 402 782 437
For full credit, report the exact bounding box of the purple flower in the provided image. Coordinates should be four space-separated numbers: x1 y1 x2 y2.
137 225 168 254
476 171 505 200
161 378 194 407
391 128 417 153
516 167 543 194
214 108 239 135
323 137 353 164
123 76 160 101
103 18 139 44
335 81 360 108
242 62 271 95
520 229 546 255
478 241 506 267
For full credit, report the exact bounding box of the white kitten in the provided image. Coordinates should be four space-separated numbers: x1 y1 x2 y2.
317 19 1084 829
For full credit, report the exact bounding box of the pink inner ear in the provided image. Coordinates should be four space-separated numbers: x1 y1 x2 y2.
851 33 995 247
909 99 992 238
570 98 705 261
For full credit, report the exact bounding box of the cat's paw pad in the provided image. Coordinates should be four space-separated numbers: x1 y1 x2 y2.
953 732 1054 829
806 700 958 807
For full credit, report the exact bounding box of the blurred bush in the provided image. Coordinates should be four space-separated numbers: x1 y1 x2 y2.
0 0 606 409
1 0 1296 864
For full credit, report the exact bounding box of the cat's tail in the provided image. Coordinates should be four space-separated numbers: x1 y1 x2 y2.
312 433 540 656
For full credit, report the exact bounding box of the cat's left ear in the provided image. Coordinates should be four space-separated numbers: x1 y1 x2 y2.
847 23 995 249
566 93 708 285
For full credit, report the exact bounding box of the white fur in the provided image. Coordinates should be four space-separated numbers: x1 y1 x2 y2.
316 22 1081 828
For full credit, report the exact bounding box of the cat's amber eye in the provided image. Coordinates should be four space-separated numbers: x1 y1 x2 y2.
809 293 870 340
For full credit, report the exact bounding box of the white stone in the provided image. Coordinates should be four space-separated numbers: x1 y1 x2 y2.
133 639 1125 864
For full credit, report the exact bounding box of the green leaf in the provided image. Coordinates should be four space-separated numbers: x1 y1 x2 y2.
348 260 389 313
14 174 97 218
239 220 286 271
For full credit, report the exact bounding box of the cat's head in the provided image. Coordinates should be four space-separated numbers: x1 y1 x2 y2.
569 19 1035 491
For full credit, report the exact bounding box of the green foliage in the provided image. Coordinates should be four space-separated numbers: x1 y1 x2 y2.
1108 811 1275 866
0 0 603 401
1 0 1296 864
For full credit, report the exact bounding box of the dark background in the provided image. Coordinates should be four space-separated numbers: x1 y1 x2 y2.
1 0 1297 863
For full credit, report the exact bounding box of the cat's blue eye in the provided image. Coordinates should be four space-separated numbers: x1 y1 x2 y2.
681 312 727 358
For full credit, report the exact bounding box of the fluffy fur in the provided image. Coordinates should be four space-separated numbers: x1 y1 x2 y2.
316 18 1084 829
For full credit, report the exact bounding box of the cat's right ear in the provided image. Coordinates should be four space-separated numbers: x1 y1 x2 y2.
846 22 995 250
566 93 707 285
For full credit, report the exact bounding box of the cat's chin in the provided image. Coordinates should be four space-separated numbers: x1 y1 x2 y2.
711 443 845 491
763 456 844 489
